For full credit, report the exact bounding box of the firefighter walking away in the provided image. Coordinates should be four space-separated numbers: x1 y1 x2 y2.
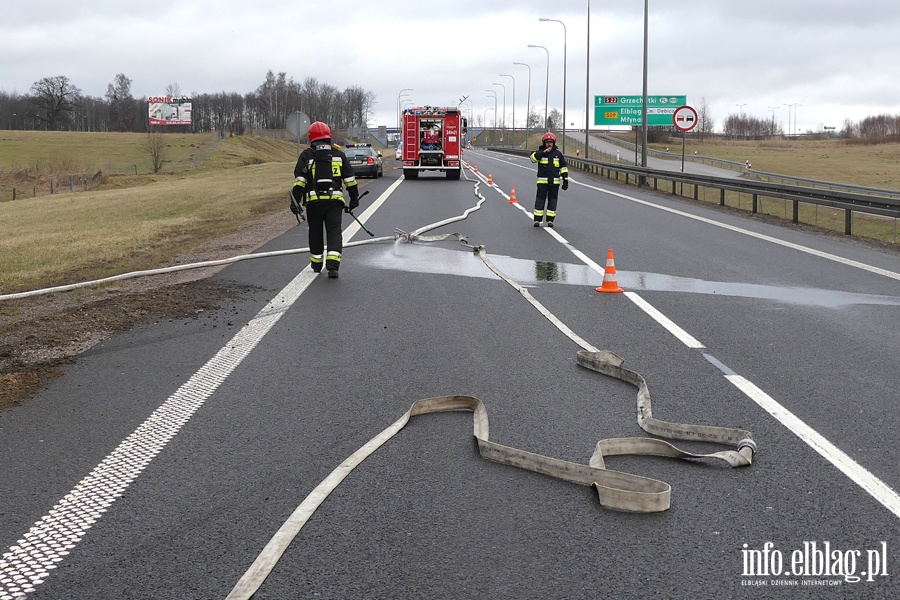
530 132 569 227
290 121 360 278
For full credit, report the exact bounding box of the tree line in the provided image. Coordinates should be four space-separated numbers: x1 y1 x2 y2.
1 72 897 141
0 71 376 135
722 112 900 140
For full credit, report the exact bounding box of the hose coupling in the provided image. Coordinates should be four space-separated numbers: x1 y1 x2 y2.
737 438 758 454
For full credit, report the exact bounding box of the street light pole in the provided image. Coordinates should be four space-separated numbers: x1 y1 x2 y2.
492 82 506 137
584 0 591 159
401 99 414 143
486 90 498 143
784 103 801 135
767 106 779 137
513 62 531 143
640 0 648 171
459 98 473 132
539 17 567 153
528 44 550 130
499 74 515 143
735 103 747 138
459 99 473 144
397 88 412 136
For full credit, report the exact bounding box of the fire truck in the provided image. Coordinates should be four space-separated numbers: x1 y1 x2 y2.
401 106 467 180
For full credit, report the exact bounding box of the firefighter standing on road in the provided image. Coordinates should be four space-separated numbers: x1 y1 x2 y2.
290 121 360 278
530 132 569 228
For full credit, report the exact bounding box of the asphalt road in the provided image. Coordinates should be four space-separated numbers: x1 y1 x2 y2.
568 131 745 178
2 151 899 599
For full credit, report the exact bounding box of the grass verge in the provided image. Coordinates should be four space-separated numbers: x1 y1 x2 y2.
0 133 297 294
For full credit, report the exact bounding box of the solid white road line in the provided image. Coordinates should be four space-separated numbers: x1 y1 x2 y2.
471 149 900 281
0 184 399 599
473 161 900 522
726 374 900 520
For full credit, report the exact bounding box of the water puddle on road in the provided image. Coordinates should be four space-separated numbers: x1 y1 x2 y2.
358 243 900 308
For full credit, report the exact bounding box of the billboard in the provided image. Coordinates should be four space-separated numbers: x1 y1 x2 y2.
148 96 192 126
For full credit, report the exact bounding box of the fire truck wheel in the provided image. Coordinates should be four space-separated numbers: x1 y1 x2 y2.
403 168 418 180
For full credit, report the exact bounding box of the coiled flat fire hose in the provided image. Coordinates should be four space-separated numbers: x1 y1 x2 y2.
224 171 756 599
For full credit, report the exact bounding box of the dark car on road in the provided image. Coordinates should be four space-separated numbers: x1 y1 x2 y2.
345 143 383 178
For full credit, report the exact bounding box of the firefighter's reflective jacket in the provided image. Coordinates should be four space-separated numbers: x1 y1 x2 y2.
292 142 358 205
530 146 569 186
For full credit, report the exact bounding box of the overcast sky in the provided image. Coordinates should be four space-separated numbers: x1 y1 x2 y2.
3 1 899 133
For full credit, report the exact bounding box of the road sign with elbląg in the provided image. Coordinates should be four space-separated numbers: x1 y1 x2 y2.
594 95 687 126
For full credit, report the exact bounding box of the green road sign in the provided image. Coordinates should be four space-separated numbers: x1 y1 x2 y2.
596 95 686 107
594 95 687 126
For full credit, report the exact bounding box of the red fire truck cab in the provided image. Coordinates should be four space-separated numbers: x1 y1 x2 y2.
401 106 467 180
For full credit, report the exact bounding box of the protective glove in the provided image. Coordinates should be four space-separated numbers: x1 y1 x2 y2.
561 179 569 191
345 189 360 213
287 193 305 223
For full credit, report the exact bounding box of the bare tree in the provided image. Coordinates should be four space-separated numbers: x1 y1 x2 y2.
144 127 167 173
30 75 81 130
255 70 293 129
106 73 135 131
547 108 562 130
723 113 771 139
315 83 340 127
165 83 182 98
859 113 900 139
696 97 714 139
344 85 376 128
840 118 856 139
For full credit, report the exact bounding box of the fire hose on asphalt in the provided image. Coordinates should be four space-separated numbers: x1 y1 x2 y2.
0 169 755 597
223 168 756 599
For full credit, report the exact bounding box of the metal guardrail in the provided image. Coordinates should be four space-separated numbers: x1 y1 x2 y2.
488 147 900 236
592 132 900 200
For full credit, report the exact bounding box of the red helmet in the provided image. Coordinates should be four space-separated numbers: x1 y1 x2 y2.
308 121 331 142
542 132 556 143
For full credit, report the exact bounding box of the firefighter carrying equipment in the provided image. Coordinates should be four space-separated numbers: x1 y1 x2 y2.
291 141 359 207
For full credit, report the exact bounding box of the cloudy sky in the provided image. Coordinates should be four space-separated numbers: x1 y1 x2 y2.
3 0 899 133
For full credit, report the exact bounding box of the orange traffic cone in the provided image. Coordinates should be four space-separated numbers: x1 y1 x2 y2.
474 165 479 173
487 172 493 185
596 249 624 293
508 186 518 203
